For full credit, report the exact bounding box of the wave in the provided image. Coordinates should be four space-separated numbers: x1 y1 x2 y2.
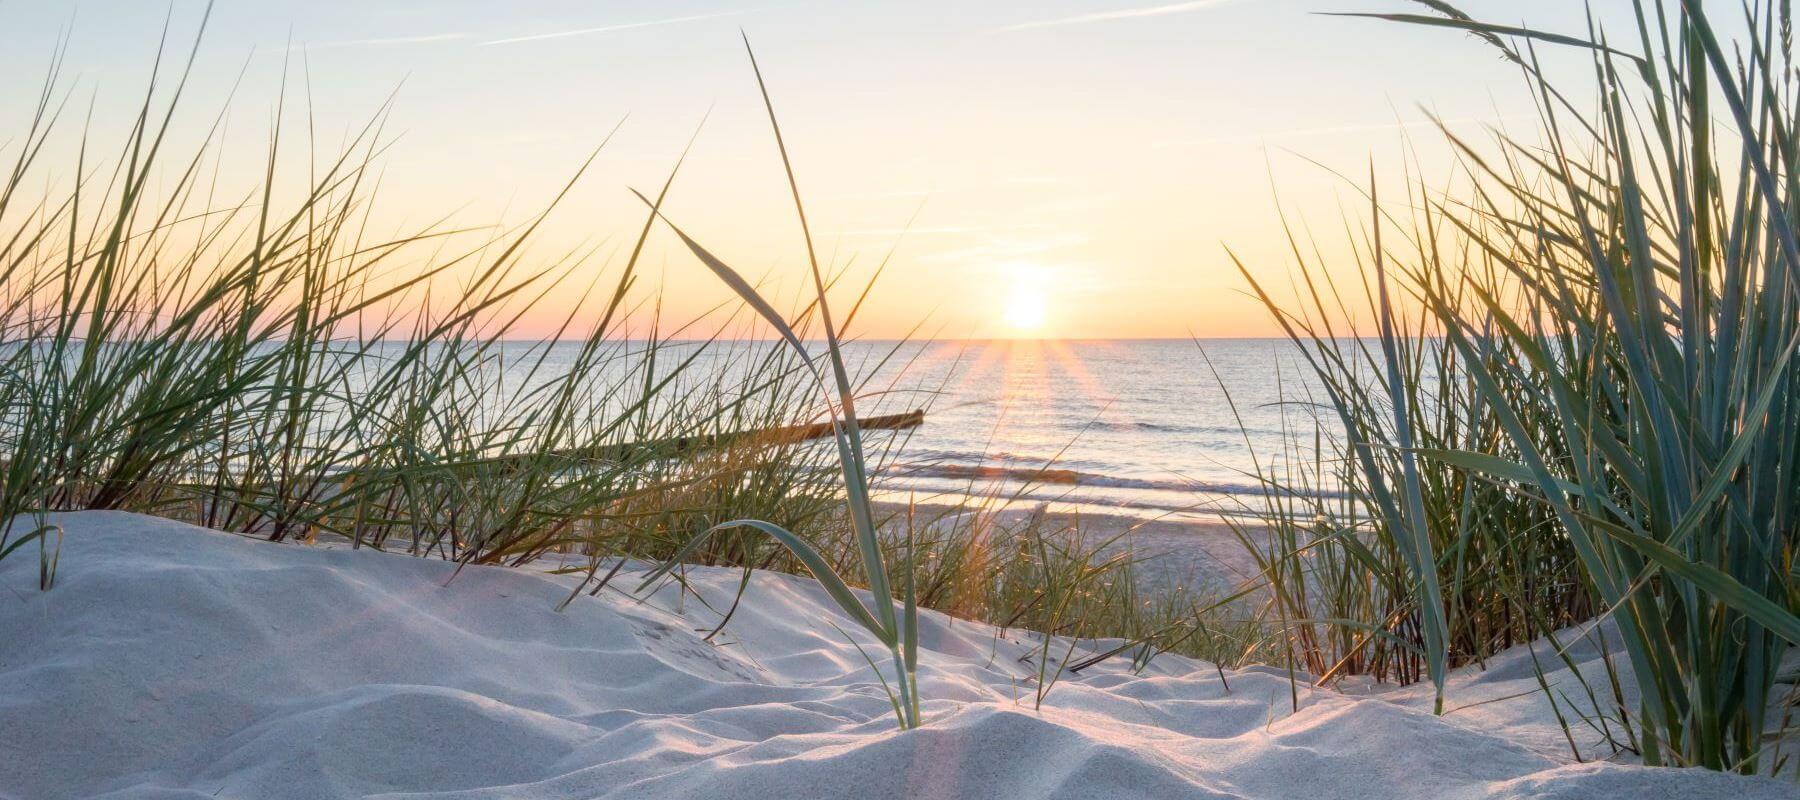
881 462 1346 500
898 448 1101 468
1082 420 1192 433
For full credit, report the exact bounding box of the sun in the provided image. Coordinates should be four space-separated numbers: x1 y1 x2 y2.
1002 287 1048 333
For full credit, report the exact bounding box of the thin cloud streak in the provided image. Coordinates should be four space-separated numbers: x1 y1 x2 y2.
1152 114 1529 147
824 222 1054 238
1005 0 1239 31
480 12 739 46
272 33 466 54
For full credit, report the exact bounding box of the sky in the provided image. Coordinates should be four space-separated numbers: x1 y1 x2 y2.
0 1 1630 339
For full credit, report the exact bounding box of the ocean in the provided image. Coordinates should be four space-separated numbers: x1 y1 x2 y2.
840 338 1334 520
472 337 1336 522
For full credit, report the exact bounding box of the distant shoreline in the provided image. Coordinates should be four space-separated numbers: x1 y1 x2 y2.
872 499 1267 599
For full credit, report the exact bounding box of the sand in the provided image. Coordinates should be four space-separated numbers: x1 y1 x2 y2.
1 511 1792 799
874 500 1268 597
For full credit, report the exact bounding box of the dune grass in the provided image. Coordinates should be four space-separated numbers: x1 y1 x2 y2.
18 0 1798 771
0 12 890 593
1235 0 1800 774
628 38 1259 725
0 15 1250 731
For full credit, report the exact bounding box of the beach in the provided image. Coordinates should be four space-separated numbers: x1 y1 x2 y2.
4 512 1792 799
4 1 1798 793
875 500 1270 598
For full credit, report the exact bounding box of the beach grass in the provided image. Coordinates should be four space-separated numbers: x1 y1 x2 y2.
0 11 877 590
1234 0 1800 774
0 15 1247 731
5 0 1796 778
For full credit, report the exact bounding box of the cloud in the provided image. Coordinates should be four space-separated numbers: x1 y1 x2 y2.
479 11 739 47
271 33 466 54
919 231 1090 264
1005 0 1239 31
823 226 991 238
1152 114 1526 148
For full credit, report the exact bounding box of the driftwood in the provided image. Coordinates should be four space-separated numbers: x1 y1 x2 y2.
465 409 926 470
324 410 925 495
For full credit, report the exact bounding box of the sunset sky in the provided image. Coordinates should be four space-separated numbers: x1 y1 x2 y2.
0 1 1631 339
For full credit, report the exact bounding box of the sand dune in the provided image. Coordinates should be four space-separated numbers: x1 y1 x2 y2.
0 512 1789 799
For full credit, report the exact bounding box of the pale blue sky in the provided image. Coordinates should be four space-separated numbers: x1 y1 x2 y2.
0 1 1636 337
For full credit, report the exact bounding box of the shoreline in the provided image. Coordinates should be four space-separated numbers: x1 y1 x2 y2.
874 499 1268 600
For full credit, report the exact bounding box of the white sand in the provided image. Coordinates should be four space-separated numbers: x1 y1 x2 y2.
1 512 1792 799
